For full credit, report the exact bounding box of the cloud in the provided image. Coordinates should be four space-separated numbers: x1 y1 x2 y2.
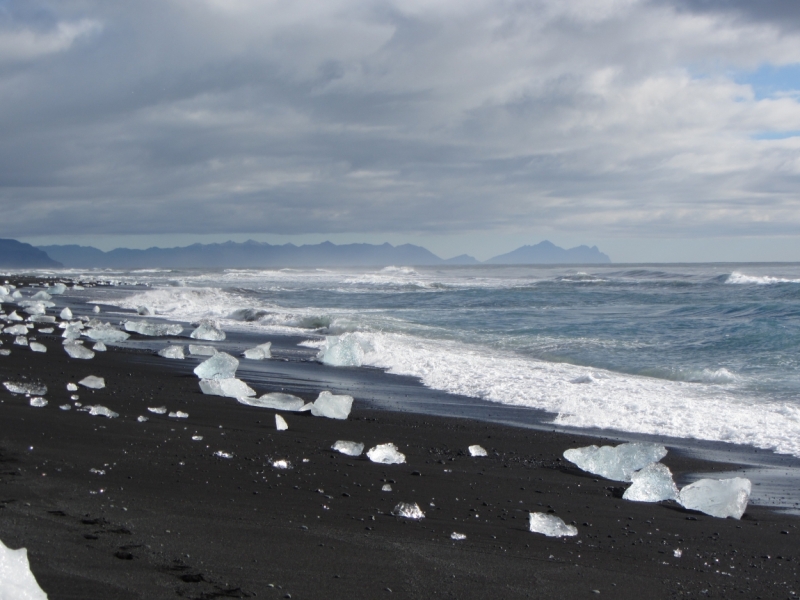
0 19 101 63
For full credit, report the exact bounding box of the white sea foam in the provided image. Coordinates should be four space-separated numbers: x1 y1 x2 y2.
726 272 800 285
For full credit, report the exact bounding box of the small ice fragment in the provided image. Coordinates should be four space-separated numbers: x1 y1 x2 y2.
0 349 9 356
331 440 364 456
61 326 82 340
0 536 49 599
31 291 52 301
192 435 203 441
85 325 129 343
158 345 185 359
190 320 226 341
78 375 105 389
451 532 467 541
367 443 406 465
243 342 272 360
622 463 679 503
51 283 67 295
92 341 106 352
29 342 46 353
392 502 425 520
67 383 78 391
89 468 105 475
29 397 47 407
468 444 487 457
382 484 392 492
4 381 47 395
199 377 256 398
299 402 313 412
677 477 751 519
147 406 167 414
28 315 55 323
188 344 217 356
14 336 28 346
60 307 73 320
87 405 118 418
310 391 353 420
70 395 79 401
136 305 155 316
528 512 578 537
93 305 100 313
64 343 95 359
7 311 22 321
11 291 22 299
137 415 148 422
673 548 682 558
272 459 291 469
563 442 668 482
214 450 233 459
168 411 189 418
37 328 53 334
4 324 28 335
59 404 71 411
123 320 183 337
193 352 238 380
239 393 305 411
275 414 288 431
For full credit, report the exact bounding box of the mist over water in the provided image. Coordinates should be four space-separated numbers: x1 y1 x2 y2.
83 264 800 457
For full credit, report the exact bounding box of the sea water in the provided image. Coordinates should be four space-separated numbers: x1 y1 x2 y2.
53 263 800 458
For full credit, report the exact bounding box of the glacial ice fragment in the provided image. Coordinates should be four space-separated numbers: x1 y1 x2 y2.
64 343 94 359
168 411 188 418
61 326 82 340
0 350 9 356
92 342 106 352
93 305 100 313
79 375 105 389
528 513 578 537
137 416 148 422
275 414 288 431
677 477 751 519
238 393 305 411
14 336 28 346
87 405 118 418
198 378 256 398
331 440 364 456
191 435 202 441
29 342 46 353
0 536 48 599
28 315 55 324
468 445 487 457
4 324 28 335
214 451 233 459
85 325 130 343
392 502 424 519
243 342 272 360
367 443 406 464
123 320 183 337
563 442 668 482
451 532 467 541
51 283 67 295
622 463 679 503
136 305 155 316
382 484 392 492
7 311 22 321
193 352 238 380
310 391 353 420
190 321 226 341
4 381 47 396
60 404 71 411
272 459 291 469
317 334 365 367
67 383 78 391
29 398 47 408
31 291 51 301
188 344 217 356
60 307 72 320
37 328 53 334
158 345 185 359
147 406 167 414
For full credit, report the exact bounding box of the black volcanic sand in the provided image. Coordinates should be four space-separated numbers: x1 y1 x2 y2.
0 286 799 598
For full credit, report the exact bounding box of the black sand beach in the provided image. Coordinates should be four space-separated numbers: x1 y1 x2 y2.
1 278 799 599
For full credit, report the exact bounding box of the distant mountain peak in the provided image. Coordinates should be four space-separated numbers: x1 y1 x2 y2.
487 241 610 264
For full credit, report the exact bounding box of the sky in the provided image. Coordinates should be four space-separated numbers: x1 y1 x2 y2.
3 0 800 262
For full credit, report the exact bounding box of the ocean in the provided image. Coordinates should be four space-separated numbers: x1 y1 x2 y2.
58 263 800 461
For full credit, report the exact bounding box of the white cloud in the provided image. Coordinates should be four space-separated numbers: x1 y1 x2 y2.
0 19 101 63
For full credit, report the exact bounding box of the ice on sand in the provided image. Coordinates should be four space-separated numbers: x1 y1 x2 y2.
199 377 256 398
59 307 72 320
29 398 47 408
189 344 217 356
468 444 487 457
367 443 406 464
382 484 392 492
79 376 105 389
92 342 106 352
678 477 751 519
528 513 578 537
169 411 188 419
0 536 48 599
86 325 130 343
29 342 46 353
317 334 365 367
67 383 78 391
14 336 28 346
272 459 291 469
563 442 668 482
238 393 305 411
64 343 94 359
4 381 47 396
193 352 238 380
51 283 67 295
148 406 167 414
60 404 71 411
310 391 353 420
158 345 185 359
123 320 183 337
136 305 155 316
4 324 28 335
392 502 424 520
451 532 467 541
31 291 51 301
332 440 364 456
7 311 22 322
275 414 288 431
243 342 272 360
190 321 226 341
87 405 118 418
622 463 679 503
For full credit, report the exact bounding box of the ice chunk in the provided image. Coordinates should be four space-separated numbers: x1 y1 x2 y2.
11 291 22 299
64 343 94 359
31 291 51 301
51 283 67 295
673 548 682 558
677 477 751 519
243 342 272 360
275 414 288 431
193 352 238 380
85 324 130 343
528 513 578 537
214 451 233 459
93 305 100 313
29 398 47 408
123 320 183 337
60 307 73 320
28 315 55 323
148 406 167 414
29 342 46 353
317 334 365 367
563 442 668 482
157 345 185 359
451 532 467 541
4 381 47 395
191 435 202 440
59 404 71 411
19 302 50 315
7 311 22 321
0 536 48 599
381 484 392 492
188 344 217 356
136 305 155 316
238 393 305 411
137 415 148 422
622 463 679 503
37 328 53 334
92 341 106 352
4 324 28 335
367 443 406 464
272 459 291 469
87 405 118 418
168 411 188 418
190 320 226 341
14 336 28 346
392 502 424 519
310 391 353 420
198 377 256 398
67 383 78 391
331 440 364 456
61 325 82 340
0 349 9 356
468 444 487 457
79 375 105 389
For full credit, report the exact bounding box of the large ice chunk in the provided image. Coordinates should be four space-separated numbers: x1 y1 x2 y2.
64 343 94 360
199 378 256 398
85 325 130 343
367 443 406 464
563 442 668 482
242 342 272 360
28 316 55 324
678 477 751 519
87 405 118 418
392 502 425 520
158 345 185 359
7 311 22 322
188 344 217 356
29 342 46 353
310 391 353 420
4 324 28 335
622 463 679 503
3 381 47 396
528 513 578 537
59 307 73 320
317 334 365 367
237 393 305 411
123 320 183 337
332 440 364 456
193 352 238 380
468 445 488 457
190 320 226 341
79 376 105 389
51 283 67 295
0 537 48 599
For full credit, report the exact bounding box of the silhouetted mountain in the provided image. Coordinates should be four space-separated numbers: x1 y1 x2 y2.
486 241 610 264
442 254 480 265
0 239 62 268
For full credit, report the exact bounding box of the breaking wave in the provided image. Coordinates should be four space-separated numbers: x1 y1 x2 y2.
726 272 800 285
